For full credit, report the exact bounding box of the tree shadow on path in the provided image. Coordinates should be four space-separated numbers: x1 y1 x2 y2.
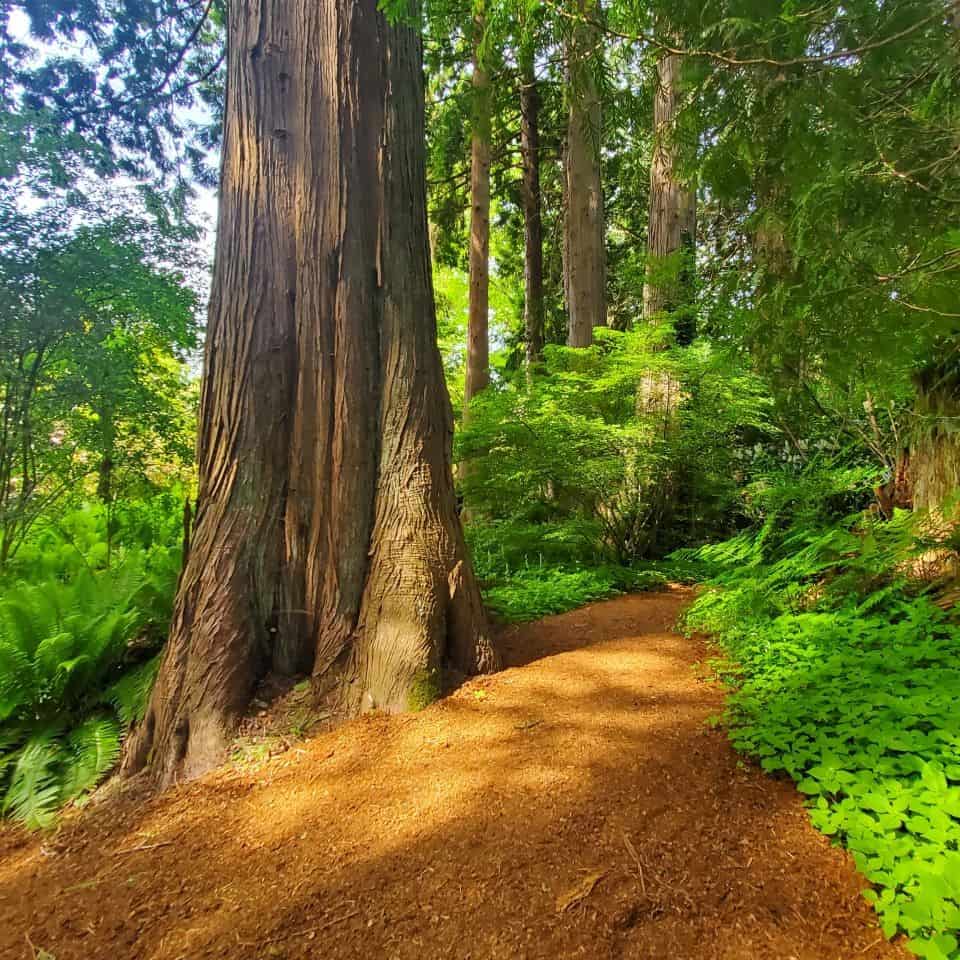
0 588 910 960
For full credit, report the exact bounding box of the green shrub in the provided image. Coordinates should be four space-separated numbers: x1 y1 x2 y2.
0 547 175 827
482 564 667 623
458 329 772 565
5 493 186 583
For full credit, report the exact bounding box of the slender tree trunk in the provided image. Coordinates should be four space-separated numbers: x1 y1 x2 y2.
520 46 544 365
563 0 606 348
122 0 499 788
638 47 696 439
643 48 696 340
465 4 491 409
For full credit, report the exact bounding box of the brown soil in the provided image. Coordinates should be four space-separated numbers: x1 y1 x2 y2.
0 588 909 960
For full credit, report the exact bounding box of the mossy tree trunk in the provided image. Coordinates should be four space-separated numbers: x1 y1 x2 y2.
122 0 499 788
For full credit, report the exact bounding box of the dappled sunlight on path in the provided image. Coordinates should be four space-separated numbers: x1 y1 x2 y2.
0 588 907 959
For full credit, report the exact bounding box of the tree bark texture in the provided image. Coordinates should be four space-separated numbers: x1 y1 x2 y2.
122 0 499 788
563 0 607 348
638 49 696 432
910 8 960 519
520 47 545 365
643 49 696 342
912 365 960 516
465 6 491 409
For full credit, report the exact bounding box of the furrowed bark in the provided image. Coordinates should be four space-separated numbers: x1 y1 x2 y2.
122 0 298 784
336 10 498 711
123 0 498 788
563 0 607 348
520 46 545 365
643 48 696 338
465 3 491 410
637 46 697 439
912 364 960 516
909 8 960 519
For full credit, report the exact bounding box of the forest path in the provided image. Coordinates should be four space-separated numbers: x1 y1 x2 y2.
0 587 907 960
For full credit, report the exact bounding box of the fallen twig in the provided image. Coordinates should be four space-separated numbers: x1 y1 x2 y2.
63 878 106 893
623 834 646 895
514 719 543 731
113 841 175 856
239 909 360 947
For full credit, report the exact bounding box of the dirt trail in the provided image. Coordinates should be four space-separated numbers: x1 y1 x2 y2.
0 588 907 960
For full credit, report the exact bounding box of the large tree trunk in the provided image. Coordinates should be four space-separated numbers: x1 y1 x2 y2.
465 4 491 409
563 0 606 348
122 0 499 788
520 46 544 365
643 48 696 340
912 364 960 516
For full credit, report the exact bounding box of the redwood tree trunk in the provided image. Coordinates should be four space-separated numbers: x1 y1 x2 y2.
520 46 544 365
643 49 696 338
465 5 491 409
123 0 499 787
563 0 607 348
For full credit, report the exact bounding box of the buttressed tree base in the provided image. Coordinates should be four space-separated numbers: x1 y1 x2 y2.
122 0 499 788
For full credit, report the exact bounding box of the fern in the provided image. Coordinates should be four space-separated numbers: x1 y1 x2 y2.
103 656 160 727
60 716 121 802
0 543 175 827
0 640 32 721
3 731 64 830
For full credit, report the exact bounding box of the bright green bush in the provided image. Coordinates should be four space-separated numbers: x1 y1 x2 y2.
5 493 187 583
482 564 668 622
459 328 772 566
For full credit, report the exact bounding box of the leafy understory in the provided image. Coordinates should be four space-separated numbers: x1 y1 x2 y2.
0 511 177 828
682 483 960 959
481 564 670 622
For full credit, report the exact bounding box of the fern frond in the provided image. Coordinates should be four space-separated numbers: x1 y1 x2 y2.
0 592 52 659
34 631 81 692
0 727 24 783
0 640 34 721
60 715 121 802
104 656 160 727
3 730 64 830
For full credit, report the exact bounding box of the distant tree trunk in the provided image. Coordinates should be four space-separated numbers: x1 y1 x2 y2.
638 47 696 434
911 364 960 515
563 0 606 348
122 0 499 788
909 6 960 518
520 46 544 365
643 48 696 341
465 4 491 409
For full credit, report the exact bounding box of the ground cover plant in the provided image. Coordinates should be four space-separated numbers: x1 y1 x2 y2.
681 466 960 958
480 563 669 622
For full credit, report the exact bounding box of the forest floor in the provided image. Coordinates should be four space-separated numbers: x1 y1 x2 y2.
0 587 909 960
